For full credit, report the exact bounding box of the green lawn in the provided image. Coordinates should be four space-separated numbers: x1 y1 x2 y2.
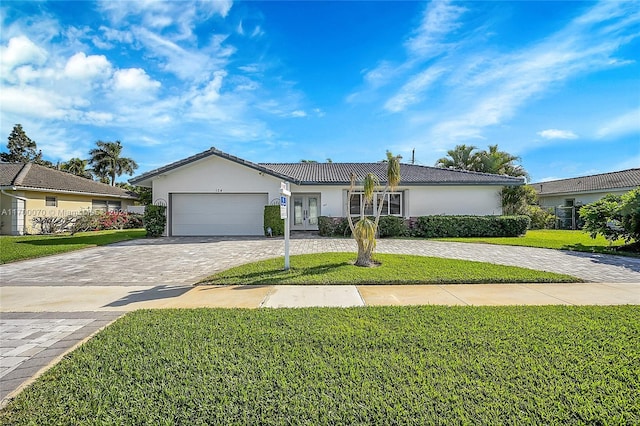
0 229 146 264
435 229 634 255
200 252 580 285
2 307 637 424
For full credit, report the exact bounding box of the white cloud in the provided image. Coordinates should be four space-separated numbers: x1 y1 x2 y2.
385 66 446 113
405 0 468 58
290 110 307 118
0 36 48 80
112 68 161 94
596 108 640 139
0 35 48 68
64 52 112 80
537 129 578 140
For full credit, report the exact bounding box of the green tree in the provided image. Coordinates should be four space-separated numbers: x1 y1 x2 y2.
60 158 93 179
88 140 138 186
1 124 52 166
476 145 528 178
620 188 640 242
346 151 401 267
579 194 625 243
434 144 479 171
116 182 152 205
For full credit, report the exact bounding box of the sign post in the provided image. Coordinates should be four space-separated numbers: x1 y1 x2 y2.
280 182 291 270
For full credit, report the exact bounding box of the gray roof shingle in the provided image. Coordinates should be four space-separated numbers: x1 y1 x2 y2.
130 147 524 186
530 168 640 195
0 162 137 199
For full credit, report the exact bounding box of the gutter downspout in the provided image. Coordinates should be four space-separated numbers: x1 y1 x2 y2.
1 188 28 235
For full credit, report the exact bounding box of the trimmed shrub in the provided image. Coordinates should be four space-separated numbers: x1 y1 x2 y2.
264 205 284 236
144 205 166 237
318 216 351 237
378 216 409 238
525 205 555 229
414 215 529 238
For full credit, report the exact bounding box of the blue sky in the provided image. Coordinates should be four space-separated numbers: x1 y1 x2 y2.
1 0 638 183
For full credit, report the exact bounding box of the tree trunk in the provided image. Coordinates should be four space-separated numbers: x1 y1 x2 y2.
354 237 374 267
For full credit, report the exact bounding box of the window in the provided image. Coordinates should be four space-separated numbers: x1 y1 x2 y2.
349 192 402 217
92 200 122 212
45 196 57 207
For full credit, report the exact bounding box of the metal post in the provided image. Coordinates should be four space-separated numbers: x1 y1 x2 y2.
284 182 290 270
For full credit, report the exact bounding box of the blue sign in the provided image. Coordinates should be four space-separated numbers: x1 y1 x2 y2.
280 196 287 206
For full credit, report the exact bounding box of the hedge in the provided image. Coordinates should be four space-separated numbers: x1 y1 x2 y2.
414 215 530 238
264 205 285 236
318 215 529 238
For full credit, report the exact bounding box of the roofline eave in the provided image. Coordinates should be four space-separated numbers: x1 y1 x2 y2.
0 185 138 199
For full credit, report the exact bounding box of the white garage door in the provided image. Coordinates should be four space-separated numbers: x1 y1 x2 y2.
171 193 268 236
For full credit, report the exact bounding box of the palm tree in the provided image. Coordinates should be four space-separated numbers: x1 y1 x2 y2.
88 140 138 186
476 145 528 179
434 144 479 171
61 158 93 179
346 151 401 267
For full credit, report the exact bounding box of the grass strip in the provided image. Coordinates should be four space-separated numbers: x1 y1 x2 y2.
1 306 638 424
0 229 147 264
200 252 580 285
435 229 636 256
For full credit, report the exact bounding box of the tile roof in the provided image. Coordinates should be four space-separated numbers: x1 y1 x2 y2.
0 162 138 199
530 168 640 195
261 162 524 185
130 147 524 186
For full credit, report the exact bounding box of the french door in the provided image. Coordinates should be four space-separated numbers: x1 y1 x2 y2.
291 194 320 231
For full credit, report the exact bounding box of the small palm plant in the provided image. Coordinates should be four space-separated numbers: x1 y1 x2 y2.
346 151 401 267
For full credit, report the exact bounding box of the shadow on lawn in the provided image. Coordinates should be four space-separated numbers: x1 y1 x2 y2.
205 261 352 285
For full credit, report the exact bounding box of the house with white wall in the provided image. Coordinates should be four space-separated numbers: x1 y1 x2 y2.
130 147 524 236
530 168 640 209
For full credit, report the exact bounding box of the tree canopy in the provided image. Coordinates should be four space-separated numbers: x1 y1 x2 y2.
89 140 139 186
1 124 52 166
60 158 93 179
435 144 528 179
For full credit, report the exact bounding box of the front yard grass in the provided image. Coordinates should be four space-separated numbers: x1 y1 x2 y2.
435 229 636 256
200 252 580 285
0 229 146 264
1 306 637 424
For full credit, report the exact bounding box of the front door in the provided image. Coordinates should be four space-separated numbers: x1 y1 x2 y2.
292 194 320 231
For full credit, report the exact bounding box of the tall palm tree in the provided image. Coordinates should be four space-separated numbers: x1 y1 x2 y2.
476 145 528 179
88 140 138 186
61 157 93 179
346 151 401 267
434 144 480 171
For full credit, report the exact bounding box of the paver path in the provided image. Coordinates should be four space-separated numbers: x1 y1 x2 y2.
1 237 639 284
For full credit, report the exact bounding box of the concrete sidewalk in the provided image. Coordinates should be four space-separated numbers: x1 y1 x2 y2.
2 282 639 311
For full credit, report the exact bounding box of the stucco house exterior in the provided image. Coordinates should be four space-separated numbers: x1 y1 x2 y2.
530 168 640 209
1 162 138 235
130 147 524 237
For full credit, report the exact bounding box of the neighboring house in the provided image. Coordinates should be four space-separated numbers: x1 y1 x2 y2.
130 147 524 237
530 168 640 209
1 162 138 235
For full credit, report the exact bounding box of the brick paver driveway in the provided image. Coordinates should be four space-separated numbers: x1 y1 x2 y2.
2 236 639 284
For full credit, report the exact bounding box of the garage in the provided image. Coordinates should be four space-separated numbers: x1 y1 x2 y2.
170 193 268 236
